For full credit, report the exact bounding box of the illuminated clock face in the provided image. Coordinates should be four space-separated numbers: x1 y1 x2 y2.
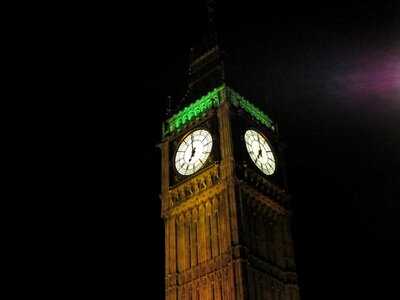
174 129 213 176
244 129 276 175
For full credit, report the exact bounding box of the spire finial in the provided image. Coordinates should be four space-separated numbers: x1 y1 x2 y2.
205 0 218 48
207 0 216 24
166 96 172 117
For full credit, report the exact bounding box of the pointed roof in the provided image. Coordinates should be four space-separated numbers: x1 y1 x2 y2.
183 0 226 105
190 0 218 64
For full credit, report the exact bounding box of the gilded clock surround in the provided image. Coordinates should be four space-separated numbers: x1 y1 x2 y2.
174 128 213 176
170 117 219 186
244 128 277 176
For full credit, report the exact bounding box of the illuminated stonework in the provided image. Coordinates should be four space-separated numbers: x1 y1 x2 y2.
159 5 300 295
159 99 301 300
164 87 224 137
228 88 276 131
163 85 276 138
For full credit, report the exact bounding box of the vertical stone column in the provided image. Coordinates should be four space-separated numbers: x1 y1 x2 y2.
198 205 206 263
275 216 284 269
165 217 170 284
212 197 220 257
178 215 186 272
284 217 296 270
259 216 267 260
206 201 212 260
191 209 198 267
185 211 192 270
169 215 176 273
159 141 170 213
218 193 228 254
217 100 234 180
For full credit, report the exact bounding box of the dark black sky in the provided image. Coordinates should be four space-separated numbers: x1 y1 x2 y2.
68 1 399 299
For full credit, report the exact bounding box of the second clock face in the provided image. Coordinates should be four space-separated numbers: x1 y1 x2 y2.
244 129 276 175
174 129 213 176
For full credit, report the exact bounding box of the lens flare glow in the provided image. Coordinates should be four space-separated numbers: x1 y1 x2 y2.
351 57 399 97
339 48 400 102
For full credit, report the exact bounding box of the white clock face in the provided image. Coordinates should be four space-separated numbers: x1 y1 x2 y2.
244 129 276 175
174 129 213 176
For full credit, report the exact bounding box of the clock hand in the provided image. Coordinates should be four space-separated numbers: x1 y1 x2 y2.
257 134 263 158
254 147 262 164
188 147 196 162
188 135 196 162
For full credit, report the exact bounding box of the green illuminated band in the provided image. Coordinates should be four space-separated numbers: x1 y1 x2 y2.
163 85 276 137
228 88 275 131
168 86 224 133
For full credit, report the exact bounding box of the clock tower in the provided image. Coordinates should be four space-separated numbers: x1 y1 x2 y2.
158 1 301 299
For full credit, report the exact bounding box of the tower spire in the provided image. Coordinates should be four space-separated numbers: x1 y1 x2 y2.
207 0 216 31
203 0 218 53
185 0 225 103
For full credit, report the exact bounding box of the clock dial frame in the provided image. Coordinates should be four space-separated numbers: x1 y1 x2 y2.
244 129 276 175
174 129 213 176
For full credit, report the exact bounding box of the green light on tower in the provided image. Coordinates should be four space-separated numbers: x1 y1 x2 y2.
163 85 276 137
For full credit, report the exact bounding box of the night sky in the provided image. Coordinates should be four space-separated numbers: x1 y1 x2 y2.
69 1 399 299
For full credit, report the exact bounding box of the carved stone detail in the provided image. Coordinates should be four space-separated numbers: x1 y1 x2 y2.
241 164 291 209
168 165 221 209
